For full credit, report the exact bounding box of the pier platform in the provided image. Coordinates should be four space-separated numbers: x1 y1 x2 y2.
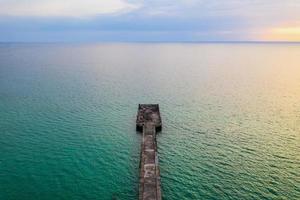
136 104 162 200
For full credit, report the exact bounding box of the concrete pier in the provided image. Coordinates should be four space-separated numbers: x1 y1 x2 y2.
136 104 162 200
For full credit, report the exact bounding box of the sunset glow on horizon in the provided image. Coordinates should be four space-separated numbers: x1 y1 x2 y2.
264 25 300 41
0 0 299 42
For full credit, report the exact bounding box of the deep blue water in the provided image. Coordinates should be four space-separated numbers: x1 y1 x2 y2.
0 43 299 200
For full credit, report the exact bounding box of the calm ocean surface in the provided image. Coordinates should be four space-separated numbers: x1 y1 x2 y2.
0 43 299 200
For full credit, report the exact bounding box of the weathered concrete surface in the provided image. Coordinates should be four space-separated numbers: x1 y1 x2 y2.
136 104 162 132
137 104 162 200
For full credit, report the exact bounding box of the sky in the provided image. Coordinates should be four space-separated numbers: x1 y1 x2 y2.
0 0 299 42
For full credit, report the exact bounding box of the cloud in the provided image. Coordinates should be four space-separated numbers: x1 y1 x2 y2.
0 0 140 18
0 0 299 41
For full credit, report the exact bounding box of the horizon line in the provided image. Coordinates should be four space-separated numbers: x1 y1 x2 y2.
1 40 300 44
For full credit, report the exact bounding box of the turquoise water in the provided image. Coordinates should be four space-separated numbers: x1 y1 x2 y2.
0 43 299 200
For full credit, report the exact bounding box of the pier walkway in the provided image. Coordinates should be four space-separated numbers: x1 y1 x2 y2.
136 104 162 200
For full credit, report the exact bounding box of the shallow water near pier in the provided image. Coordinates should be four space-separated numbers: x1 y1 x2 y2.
0 43 299 200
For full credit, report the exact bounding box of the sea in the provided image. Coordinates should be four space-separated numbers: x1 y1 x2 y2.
0 43 299 200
